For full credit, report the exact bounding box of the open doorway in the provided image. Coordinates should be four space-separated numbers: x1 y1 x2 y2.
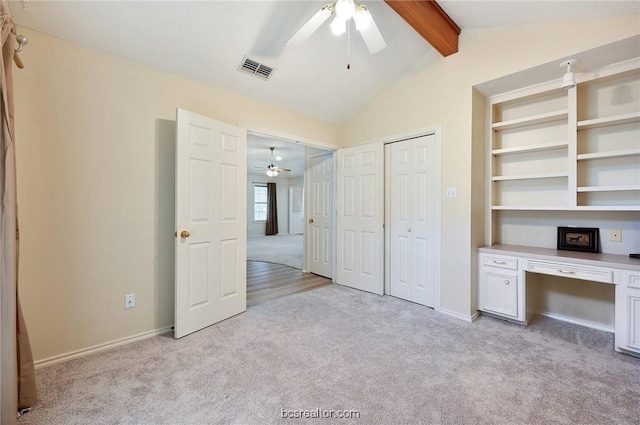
246 134 306 269
246 133 333 306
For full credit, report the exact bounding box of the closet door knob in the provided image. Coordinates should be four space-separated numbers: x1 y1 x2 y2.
309 218 314 224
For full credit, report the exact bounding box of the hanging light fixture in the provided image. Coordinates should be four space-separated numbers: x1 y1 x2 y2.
334 0 356 20
265 147 283 177
559 59 577 90
286 0 387 58
330 16 347 35
354 5 372 31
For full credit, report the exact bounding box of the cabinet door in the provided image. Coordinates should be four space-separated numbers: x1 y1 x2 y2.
482 271 518 318
616 283 640 354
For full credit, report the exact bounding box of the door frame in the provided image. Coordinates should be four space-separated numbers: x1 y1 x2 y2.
384 126 442 310
241 124 339 275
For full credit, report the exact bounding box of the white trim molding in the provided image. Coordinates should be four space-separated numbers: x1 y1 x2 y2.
34 326 173 369
438 308 480 323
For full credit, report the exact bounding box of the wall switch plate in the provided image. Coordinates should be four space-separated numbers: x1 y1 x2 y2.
609 229 622 242
445 187 457 199
125 294 136 309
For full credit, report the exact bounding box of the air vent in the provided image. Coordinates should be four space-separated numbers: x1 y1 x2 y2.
238 56 275 81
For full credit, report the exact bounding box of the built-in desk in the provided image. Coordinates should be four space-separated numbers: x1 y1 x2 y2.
478 244 640 356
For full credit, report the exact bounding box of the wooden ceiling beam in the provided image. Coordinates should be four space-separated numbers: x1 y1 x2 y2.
384 0 461 57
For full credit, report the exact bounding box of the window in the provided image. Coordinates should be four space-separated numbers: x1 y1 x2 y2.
253 184 268 222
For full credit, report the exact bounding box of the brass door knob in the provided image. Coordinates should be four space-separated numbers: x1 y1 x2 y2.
309 218 314 224
180 230 191 238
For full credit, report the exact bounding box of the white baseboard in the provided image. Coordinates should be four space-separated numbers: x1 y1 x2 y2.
34 326 173 369
536 311 614 334
437 307 478 323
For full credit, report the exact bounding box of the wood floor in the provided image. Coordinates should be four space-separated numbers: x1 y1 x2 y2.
246 261 332 307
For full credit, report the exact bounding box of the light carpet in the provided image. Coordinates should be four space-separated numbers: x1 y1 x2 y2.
247 234 303 270
19 285 640 425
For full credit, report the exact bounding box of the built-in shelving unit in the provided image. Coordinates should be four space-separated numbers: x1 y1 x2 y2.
486 59 640 244
575 67 640 209
486 58 640 244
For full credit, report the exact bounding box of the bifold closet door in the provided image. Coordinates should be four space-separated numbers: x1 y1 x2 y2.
389 135 436 307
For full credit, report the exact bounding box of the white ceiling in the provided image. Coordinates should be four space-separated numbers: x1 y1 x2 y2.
247 133 314 179
10 0 638 126
10 1 637 179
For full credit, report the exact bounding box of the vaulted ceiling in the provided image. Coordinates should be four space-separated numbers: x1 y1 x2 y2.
12 1 637 178
11 1 638 125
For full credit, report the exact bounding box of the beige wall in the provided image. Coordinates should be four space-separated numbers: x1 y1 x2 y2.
14 15 640 362
14 28 340 362
342 15 640 318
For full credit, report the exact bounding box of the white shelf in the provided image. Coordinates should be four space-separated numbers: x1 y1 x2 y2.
577 111 640 130
492 141 568 156
492 172 569 182
491 205 569 211
492 110 568 131
492 205 640 211
577 149 640 161
576 205 640 211
577 185 640 192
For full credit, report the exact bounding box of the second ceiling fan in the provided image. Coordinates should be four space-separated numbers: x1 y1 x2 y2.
264 147 290 177
287 0 387 55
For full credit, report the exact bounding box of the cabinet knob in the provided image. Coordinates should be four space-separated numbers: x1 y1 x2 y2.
504 280 510 285
407 228 411 232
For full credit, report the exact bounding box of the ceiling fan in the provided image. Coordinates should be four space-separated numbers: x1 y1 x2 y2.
262 147 290 177
287 0 387 55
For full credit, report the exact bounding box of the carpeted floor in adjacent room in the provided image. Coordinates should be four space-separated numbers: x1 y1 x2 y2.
18 285 640 425
247 234 303 270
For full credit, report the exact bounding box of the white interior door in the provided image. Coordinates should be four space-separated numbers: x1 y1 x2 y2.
308 155 332 278
336 143 384 295
289 185 304 235
175 108 247 339
389 135 437 307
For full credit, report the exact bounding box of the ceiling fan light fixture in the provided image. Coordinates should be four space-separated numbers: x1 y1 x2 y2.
355 5 371 31
330 16 347 35
334 0 356 20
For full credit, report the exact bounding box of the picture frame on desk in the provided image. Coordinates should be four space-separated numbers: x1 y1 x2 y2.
557 227 600 253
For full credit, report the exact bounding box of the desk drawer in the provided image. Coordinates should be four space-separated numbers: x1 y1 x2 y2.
628 273 640 289
483 255 518 270
528 260 612 284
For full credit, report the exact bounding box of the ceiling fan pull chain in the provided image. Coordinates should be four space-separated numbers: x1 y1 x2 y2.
346 19 351 70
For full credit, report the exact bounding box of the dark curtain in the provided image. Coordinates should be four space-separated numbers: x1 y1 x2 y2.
265 182 278 235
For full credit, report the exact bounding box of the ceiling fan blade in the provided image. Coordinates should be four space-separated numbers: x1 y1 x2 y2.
359 15 387 54
287 4 333 46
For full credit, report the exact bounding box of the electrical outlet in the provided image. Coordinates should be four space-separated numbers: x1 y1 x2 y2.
125 294 136 309
609 229 622 242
